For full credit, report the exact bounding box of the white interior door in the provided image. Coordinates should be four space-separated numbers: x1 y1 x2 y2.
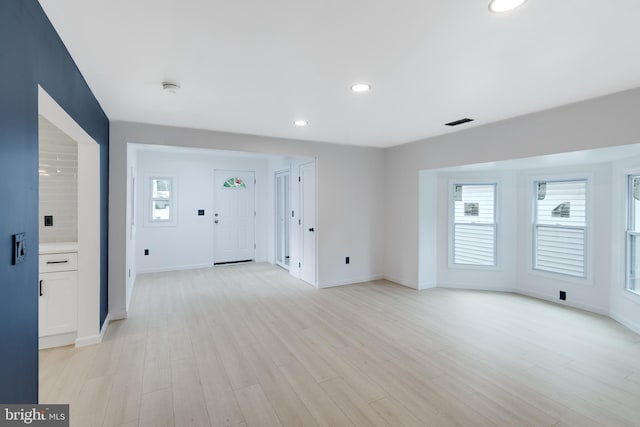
214 170 256 264
275 170 291 269
300 162 316 285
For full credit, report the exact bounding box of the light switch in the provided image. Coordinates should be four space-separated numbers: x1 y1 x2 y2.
12 233 26 265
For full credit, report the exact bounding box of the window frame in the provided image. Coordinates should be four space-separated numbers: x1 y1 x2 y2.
448 181 499 270
144 175 177 227
626 174 640 296
532 178 588 279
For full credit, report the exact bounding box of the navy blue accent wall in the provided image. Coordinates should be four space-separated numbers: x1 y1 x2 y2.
0 0 109 403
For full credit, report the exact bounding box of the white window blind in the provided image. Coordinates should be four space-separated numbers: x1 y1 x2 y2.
452 184 496 266
534 180 586 277
627 176 640 293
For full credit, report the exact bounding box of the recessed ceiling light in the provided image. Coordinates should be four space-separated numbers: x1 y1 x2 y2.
162 82 180 93
294 120 308 127
488 0 527 13
351 83 371 93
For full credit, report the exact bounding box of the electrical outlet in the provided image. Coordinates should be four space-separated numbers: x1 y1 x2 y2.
198 209 205 216
345 256 350 264
144 249 149 256
559 291 566 301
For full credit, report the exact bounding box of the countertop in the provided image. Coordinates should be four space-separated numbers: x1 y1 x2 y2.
39 242 78 255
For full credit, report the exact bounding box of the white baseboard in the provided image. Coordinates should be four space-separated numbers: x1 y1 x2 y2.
39 332 76 349
609 312 640 335
75 313 111 348
383 275 419 290
75 334 101 347
419 281 438 290
516 289 608 315
137 263 213 274
109 310 128 321
99 313 111 340
438 282 516 293
319 274 384 289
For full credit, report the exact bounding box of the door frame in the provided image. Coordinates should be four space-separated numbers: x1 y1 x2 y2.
299 161 318 287
213 169 257 265
274 169 291 270
38 86 101 347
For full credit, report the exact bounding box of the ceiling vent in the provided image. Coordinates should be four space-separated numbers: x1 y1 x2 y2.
445 118 474 127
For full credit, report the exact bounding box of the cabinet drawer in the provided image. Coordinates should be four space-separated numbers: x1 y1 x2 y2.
40 252 78 273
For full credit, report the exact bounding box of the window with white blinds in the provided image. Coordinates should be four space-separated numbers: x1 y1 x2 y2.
452 184 496 266
534 180 586 277
627 175 640 294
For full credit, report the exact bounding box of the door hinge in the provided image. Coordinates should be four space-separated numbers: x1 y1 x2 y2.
254 243 256 249
299 262 301 268
254 211 256 216
299 219 301 225
254 178 256 184
298 176 301 182
292 210 294 217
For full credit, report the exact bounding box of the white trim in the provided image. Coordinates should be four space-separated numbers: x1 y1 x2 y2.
437 282 516 292
74 313 111 347
384 275 420 290
38 86 96 147
418 281 437 290
526 172 593 284
448 180 499 269
143 173 178 227
610 311 640 335
99 313 110 340
516 288 608 315
137 263 214 274
109 310 128 321
38 86 102 349
318 274 384 289
75 334 102 348
39 332 76 350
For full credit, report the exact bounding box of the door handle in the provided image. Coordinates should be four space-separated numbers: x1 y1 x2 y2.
214 220 219 224
39 280 43 297
308 227 314 232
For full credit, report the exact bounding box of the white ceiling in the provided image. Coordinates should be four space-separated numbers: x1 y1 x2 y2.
39 0 640 148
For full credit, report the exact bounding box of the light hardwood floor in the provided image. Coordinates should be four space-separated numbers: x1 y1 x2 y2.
40 263 640 427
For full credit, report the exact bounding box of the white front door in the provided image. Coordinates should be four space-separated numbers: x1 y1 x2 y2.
214 170 256 264
299 162 316 286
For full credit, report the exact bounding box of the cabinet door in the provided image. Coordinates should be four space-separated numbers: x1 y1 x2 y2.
39 271 78 337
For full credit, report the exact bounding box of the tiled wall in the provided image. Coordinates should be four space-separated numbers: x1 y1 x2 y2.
39 116 78 243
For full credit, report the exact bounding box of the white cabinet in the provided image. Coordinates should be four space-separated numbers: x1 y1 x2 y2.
39 251 78 342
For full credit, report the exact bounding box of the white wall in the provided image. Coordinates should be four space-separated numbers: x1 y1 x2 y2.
135 148 272 273
419 151 640 334
429 163 613 312
386 87 640 290
110 122 386 316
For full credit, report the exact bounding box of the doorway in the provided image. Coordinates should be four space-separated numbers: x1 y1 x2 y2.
275 170 291 270
37 86 101 350
214 169 256 264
